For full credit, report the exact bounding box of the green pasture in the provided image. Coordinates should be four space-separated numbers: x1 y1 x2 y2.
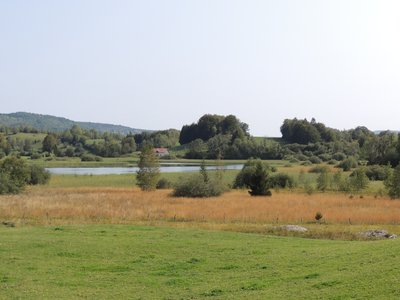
45 170 241 188
0 225 399 299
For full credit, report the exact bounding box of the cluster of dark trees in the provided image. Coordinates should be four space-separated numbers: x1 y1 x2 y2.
280 118 400 167
180 114 282 159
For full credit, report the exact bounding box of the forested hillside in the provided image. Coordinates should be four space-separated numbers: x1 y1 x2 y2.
0 112 145 134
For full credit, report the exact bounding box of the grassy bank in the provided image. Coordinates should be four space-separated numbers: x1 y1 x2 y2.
1 225 399 299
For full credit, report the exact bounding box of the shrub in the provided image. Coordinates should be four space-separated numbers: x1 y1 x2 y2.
28 165 50 185
309 166 329 173
315 211 323 222
318 153 332 162
80 154 103 162
247 163 272 196
156 178 173 189
301 160 312 166
0 156 30 194
309 156 322 164
136 145 160 191
349 168 369 192
337 157 358 171
233 159 274 189
270 173 295 189
30 153 41 160
364 165 390 181
304 180 315 195
233 159 273 196
173 174 227 197
316 169 330 192
327 159 338 165
295 154 308 161
384 165 400 199
332 152 346 161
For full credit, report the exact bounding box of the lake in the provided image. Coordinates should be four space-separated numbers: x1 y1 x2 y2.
46 164 244 175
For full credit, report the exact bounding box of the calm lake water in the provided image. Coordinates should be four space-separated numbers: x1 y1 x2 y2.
46 164 244 175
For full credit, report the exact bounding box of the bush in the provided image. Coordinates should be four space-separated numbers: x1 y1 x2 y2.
349 168 369 192
233 159 274 189
332 152 346 161
327 159 338 165
316 169 330 192
364 165 390 181
269 173 295 189
248 163 272 196
233 159 273 196
309 166 329 173
0 173 21 194
318 153 332 162
28 165 50 185
80 154 103 162
173 174 227 197
301 160 312 166
337 157 358 171
295 154 309 161
156 178 173 189
30 153 41 160
136 145 160 191
315 211 323 222
0 156 30 194
309 156 322 164
385 165 400 199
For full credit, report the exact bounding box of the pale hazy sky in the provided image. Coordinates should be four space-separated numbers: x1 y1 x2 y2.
1 1 400 136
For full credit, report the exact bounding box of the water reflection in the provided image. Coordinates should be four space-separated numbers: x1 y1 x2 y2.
46 164 244 175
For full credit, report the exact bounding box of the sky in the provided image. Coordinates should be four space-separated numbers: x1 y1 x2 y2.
1 0 400 136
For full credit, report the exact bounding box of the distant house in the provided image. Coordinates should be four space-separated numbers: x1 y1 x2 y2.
153 148 169 157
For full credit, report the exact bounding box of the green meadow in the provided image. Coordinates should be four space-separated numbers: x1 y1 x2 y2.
1 225 400 299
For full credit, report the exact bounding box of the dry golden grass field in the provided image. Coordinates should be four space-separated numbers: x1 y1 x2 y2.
2 187 400 229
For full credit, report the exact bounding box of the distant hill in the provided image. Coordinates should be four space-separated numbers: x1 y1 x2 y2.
0 112 147 134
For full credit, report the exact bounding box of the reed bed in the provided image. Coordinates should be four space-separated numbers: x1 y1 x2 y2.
1 187 400 226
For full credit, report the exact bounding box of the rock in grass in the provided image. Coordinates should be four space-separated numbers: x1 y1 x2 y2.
360 230 397 239
279 225 308 232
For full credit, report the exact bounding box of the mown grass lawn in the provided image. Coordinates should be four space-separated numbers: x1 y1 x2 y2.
1 225 399 299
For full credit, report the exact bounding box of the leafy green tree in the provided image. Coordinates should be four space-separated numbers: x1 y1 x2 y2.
332 170 344 191
185 139 208 159
0 134 11 155
248 161 272 196
136 145 160 191
28 165 51 185
0 156 30 194
42 134 58 153
200 160 209 183
121 135 136 154
384 165 400 199
316 169 330 192
206 134 231 159
349 168 369 192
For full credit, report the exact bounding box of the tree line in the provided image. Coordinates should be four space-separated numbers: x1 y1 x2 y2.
1 115 400 168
